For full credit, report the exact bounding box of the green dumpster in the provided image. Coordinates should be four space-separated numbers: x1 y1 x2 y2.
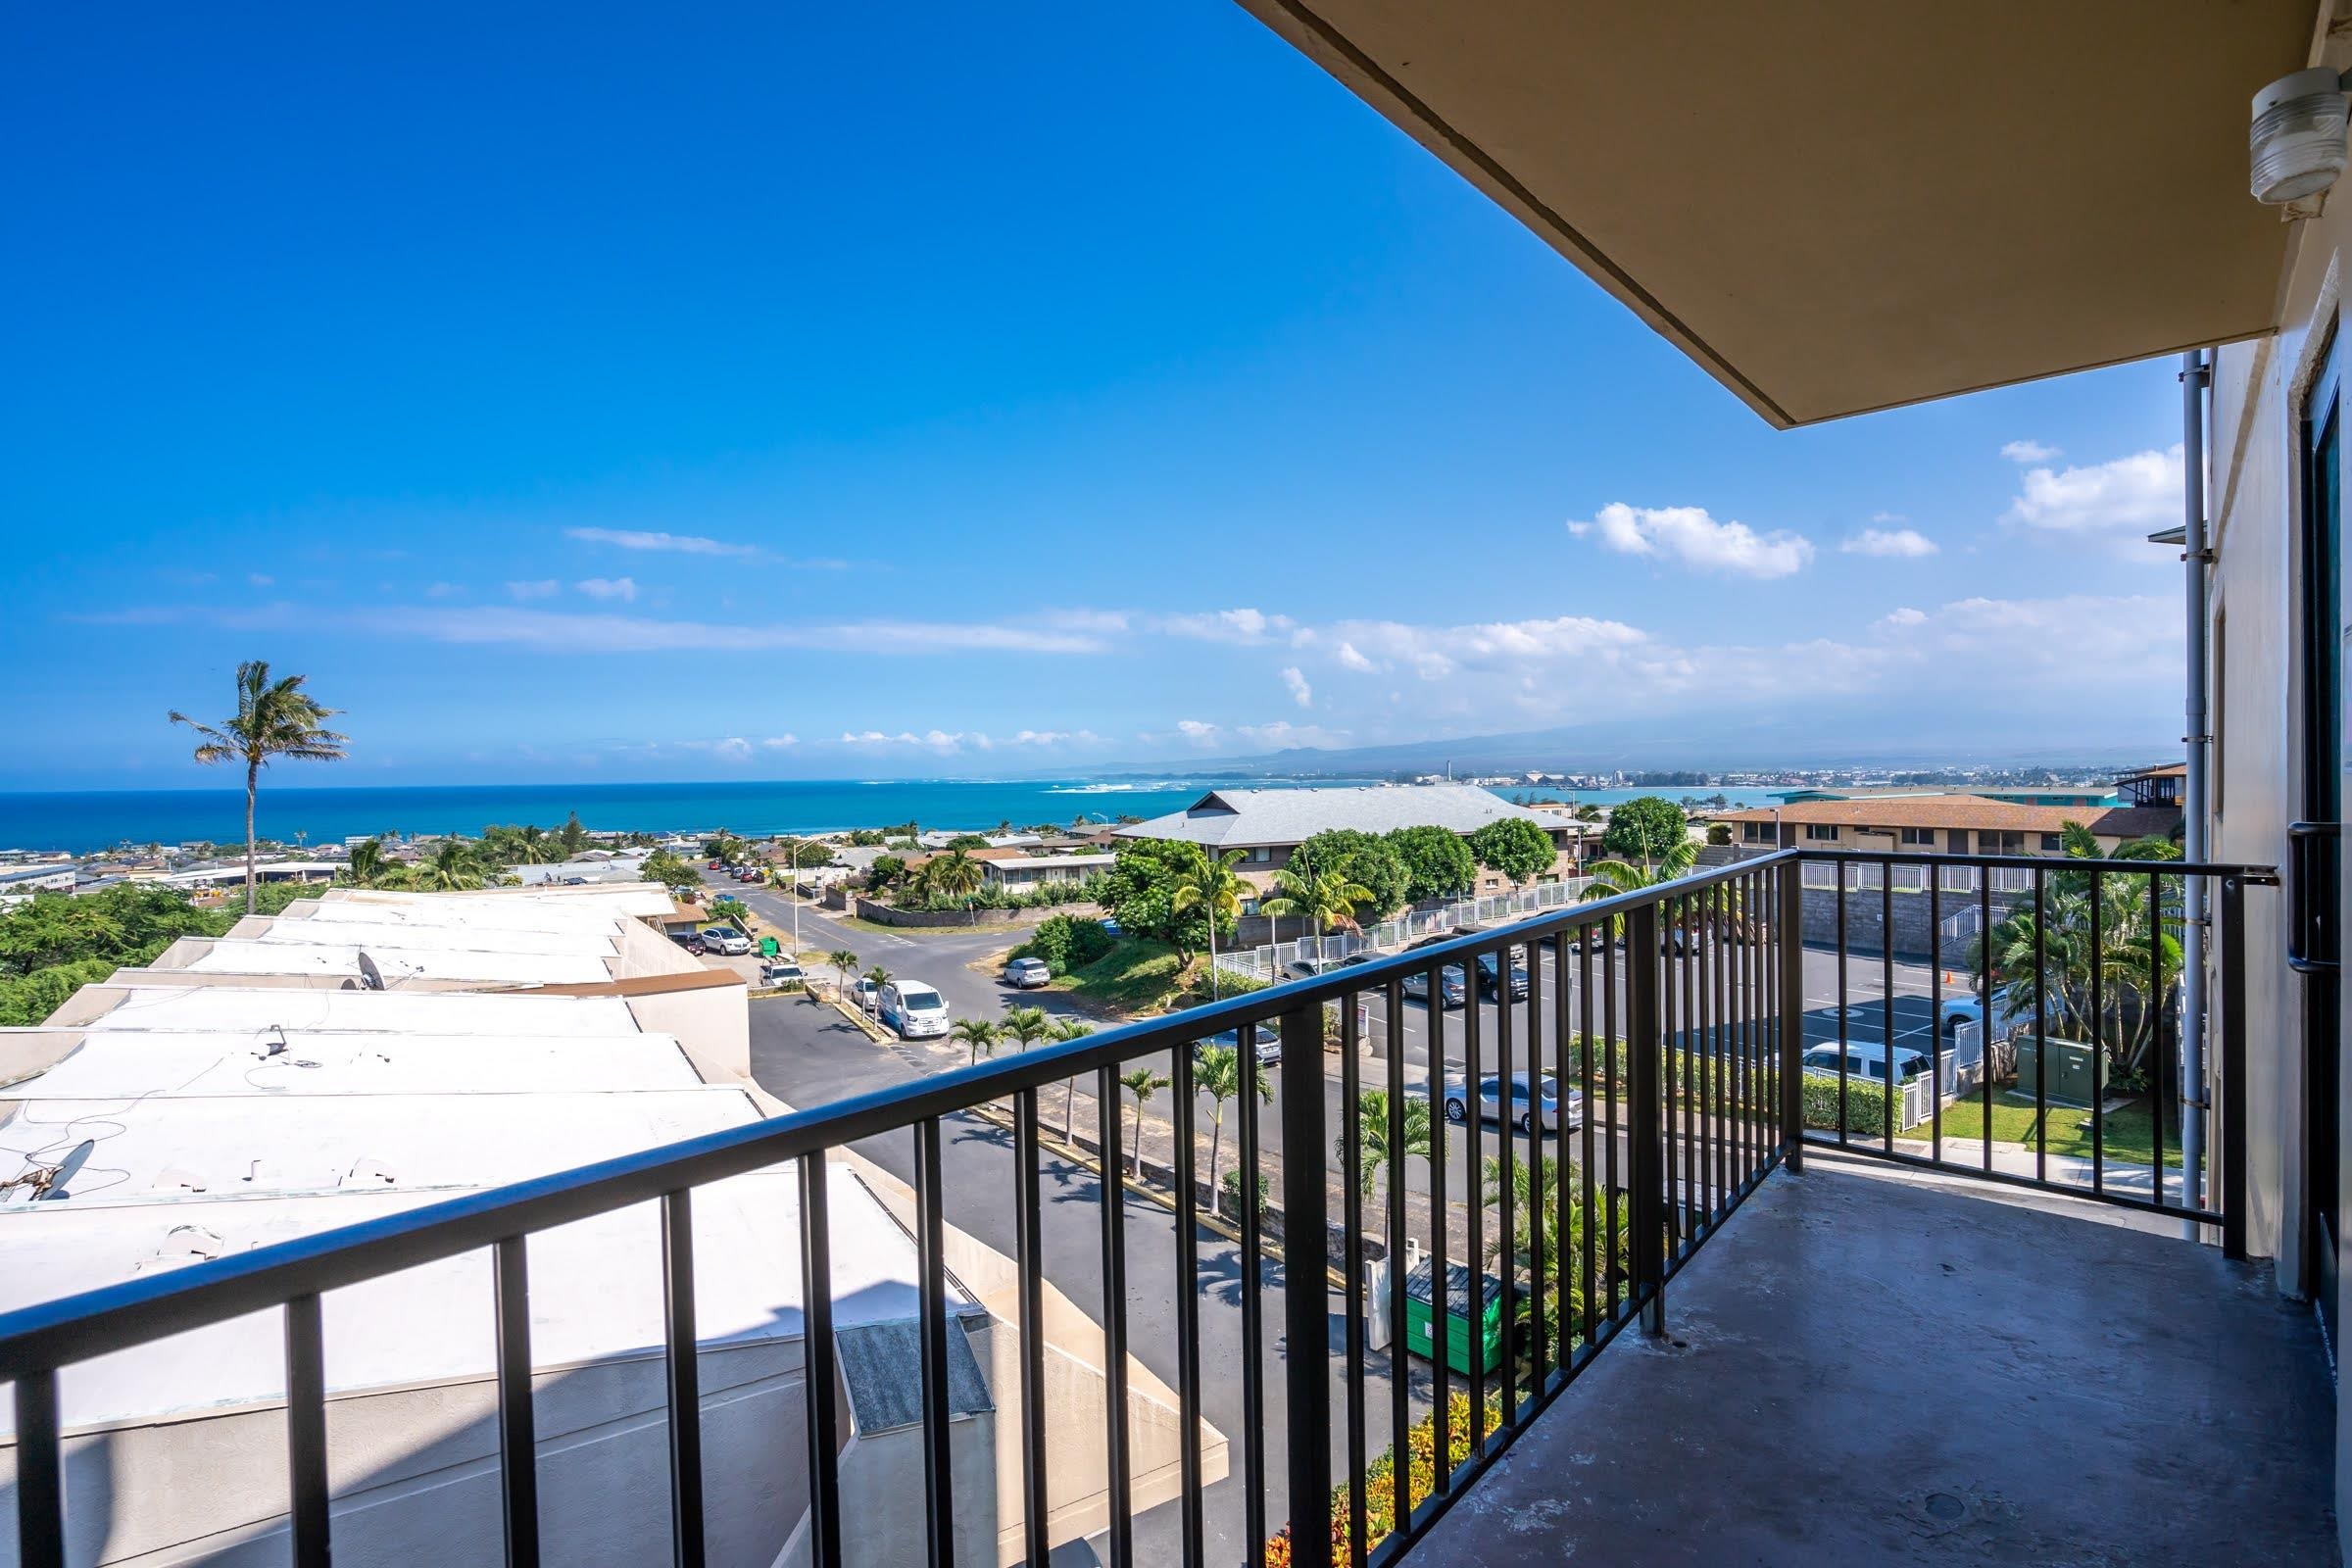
2013 1036 2106 1107
1401 1258 1504 1377
759 935 780 958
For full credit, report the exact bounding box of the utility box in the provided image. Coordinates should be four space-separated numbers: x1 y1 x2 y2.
2013 1036 2107 1107
1401 1258 1504 1377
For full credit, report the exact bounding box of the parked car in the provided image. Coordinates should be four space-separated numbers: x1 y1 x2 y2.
1004 956 1053 988
760 960 807 991
1474 952 1531 1002
708 858 722 870
878 981 952 1040
1802 1043 1934 1085
853 977 880 1010
1445 1072 1582 1132
1287 956 1337 978
666 931 706 956
1401 964 1469 1008
701 925 753 956
1194 1026 1281 1065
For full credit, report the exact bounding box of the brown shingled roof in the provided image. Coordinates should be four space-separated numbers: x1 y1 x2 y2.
1716 795 2180 837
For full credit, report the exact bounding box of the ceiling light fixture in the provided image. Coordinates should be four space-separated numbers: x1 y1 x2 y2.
2252 67 2352 207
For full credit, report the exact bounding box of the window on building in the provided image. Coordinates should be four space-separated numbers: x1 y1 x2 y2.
1742 821 1773 843
1983 830 2025 855
1804 823 1839 841
2039 833 2063 852
1897 827 1936 847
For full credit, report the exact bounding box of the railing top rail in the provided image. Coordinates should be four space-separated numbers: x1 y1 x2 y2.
1794 848 2277 881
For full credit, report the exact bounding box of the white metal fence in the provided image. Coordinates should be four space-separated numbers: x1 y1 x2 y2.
1214 877 1595 984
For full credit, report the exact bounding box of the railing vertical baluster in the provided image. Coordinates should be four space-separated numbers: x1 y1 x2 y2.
1526 941 1547 1392
1882 871 1896 1156
1335 993 1366 1568
1627 899 1666 1336
1980 871 1994 1174
1383 977 1410 1522
2148 871 2167 1207
1095 1067 1132 1567
1494 943 1517 1434
1278 1000 1334 1568
1425 966 1451 1498
1169 1043 1204 1568
285 1292 331 1568
1013 1092 1050 1568
1835 873 1850 1148
15 1368 64 1568
1779 861 1805 1170
2033 866 2049 1184
1930 872 1944 1166
1460 951 1486 1454
660 1192 705 1568
2089 872 2106 1198
799 1157 842 1568
1577 925 1597 1352
1236 1023 1268 1562
914 1118 955 1568
1601 931 1621 1319
2221 875 2249 1258
493 1236 540 1568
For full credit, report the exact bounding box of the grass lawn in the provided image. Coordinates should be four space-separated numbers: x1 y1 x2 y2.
1919 1090 2180 1170
1047 938 1252 1016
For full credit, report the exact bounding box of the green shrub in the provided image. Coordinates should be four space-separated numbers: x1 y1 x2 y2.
1017 913 1117 974
1801 1072 1893 1138
1221 1167 1270 1220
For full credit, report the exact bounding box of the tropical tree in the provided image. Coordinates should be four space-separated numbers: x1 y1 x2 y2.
950 1016 1001 1067
559 811 588 857
861 964 891 1012
1597 797 1690 871
1000 1004 1052 1053
1466 816 1557 885
1481 1153 1632 1370
1259 858 1377 940
170 661 347 912
1050 1016 1096 1138
1579 836 1701 938
484 823 562 865
1119 1066 1172 1177
1294 830 1411 920
340 838 393 888
1171 847 1250 1000
1197 1044 1273 1216
1385 825 1478 906
411 838 496 892
826 948 860 998
1346 1088 1433 1201
926 848 986 920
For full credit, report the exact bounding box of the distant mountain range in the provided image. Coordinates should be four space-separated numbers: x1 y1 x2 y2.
1101 715 2169 779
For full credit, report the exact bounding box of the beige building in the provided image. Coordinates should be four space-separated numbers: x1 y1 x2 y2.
1717 796 2181 862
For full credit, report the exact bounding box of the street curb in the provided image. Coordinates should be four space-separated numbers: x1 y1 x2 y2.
820 994 892 1043
961 1100 1350 1293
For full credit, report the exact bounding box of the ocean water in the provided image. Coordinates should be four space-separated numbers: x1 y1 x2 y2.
0 778 1776 856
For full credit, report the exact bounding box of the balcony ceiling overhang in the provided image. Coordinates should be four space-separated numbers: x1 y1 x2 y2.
1238 1 2318 426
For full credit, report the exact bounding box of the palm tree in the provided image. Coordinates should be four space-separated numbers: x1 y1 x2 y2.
927 849 986 921
950 1016 1001 1066
1346 1088 1434 1201
1260 858 1376 943
1172 848 1250 1001
1050 1016 1096 1138
341 838 392 888
411 838 493 892
1197 1044 1272 1216
1119 1066 1172 1178
170 661 347 912
1578 837 1701 938
1001 1005 1051 1054
1480 1153 1629 1370
826 948 860 999
861 964 891 1012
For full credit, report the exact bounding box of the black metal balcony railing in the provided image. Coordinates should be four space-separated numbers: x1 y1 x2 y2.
0 849 2269 1568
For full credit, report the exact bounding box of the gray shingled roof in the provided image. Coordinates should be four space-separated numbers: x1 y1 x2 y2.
1113 785 1558 850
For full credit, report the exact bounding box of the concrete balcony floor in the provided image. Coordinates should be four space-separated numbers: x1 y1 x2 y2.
1407 1153 2337 1566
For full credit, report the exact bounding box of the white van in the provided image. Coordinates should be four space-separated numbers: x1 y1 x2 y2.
879 981 951 1040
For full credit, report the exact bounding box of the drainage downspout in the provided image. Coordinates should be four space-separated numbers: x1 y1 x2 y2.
2181 347 2213 1221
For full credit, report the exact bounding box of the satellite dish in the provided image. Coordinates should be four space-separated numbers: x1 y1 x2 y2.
357 951 386 991
36 1140 95 1200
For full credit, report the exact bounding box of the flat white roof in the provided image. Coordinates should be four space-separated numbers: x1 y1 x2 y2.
73 985 648 1037
181 938 612 986
293 897 651 933
254 918 619 957
21 1031 707 1100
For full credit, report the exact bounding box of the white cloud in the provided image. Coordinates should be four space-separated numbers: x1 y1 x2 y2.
1281 666 1312 708
1840 527 1939 559
1235 719 1348 750
1877 606 1928 628
2002 445 2182 541
760 735 798 748
506 579 562 601
1336 641 1376 672
2001 440 2062 464
713 737 752 762
1175 719 1220 745
1325 614 1648 681
574 577 639 603
1870 511 1907 524
425 581 467 598
564 526 759 558
343 606 1107 655
1567 503 1813 578
1156 608 1296 644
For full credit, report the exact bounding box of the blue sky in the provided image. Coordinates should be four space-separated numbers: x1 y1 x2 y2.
1 3 2190 789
